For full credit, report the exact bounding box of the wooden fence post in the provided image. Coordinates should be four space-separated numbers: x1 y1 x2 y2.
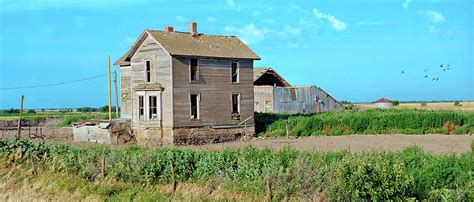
286 120 289 139
17 95 24 139
169 160 177 194
101 154 106 177
266 174 273 201
31 156 37 176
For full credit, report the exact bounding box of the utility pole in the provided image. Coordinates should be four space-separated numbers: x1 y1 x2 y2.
108 55 112 122
17 95 24 139
113 70 119 118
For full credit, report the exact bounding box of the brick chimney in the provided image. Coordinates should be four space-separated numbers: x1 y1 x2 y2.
189 21 197 36
164 26 174 32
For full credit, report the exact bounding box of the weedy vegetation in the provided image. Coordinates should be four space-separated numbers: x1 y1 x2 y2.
0 139 472 200
256 109 474 136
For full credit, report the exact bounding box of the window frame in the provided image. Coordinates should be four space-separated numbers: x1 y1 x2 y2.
135 91 160 122
145 61 151 83
138 94 145 121
189 93 200 120
231 93 240 114
230 61 239 83
189 58 199 82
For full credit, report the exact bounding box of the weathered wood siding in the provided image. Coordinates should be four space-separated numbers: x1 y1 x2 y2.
130 35 173 129
172 57 255 127
273 86 343 114
120 65 132 119
254 86 274 113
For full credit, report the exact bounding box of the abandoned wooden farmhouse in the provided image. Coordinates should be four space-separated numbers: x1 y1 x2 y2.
254 68 343 114
114 22 259 145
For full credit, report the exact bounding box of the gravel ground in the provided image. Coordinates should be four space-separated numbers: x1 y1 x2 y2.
185 134 474 155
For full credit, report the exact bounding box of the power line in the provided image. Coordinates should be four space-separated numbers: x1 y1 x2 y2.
0 74 108 90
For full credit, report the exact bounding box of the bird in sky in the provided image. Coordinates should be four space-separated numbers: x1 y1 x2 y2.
424 69 428 72
424 75 429 78
401 70 405 74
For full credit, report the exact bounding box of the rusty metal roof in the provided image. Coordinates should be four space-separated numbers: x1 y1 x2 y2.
115 30 260 66
374 98 393 103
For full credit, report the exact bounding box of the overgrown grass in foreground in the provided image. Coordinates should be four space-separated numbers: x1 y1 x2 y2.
256 109 474 136
1 139 472 200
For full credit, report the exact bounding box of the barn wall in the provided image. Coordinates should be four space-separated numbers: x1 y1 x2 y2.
254 86 274 113
120 65 132 119
129 35 174 142
172 57 255 128
273 86 343 114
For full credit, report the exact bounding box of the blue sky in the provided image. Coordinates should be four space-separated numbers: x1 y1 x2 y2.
0 0 472 109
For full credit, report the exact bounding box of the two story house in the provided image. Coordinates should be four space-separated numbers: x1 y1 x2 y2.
114 22 259 145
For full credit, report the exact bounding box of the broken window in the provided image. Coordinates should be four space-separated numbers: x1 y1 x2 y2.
149 96 157 120
231 61 239 83
145 61 151 83
138 96 144 120
190 93 199 119
190 59 198 81
231 93 240 120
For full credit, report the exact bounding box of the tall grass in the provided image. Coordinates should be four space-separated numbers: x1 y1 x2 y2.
0 139 472 200
257 109 474 136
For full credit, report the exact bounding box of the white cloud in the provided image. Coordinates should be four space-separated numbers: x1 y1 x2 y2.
290 4 309 13
226 0 241 11
356 21 391 26
262 18 275 24
280 25 301 38
312 8 347 31
421 10 445 23
299 18 317 30
224 23 270 44
402 0 412 9
252 11 261 16
176 16 187 22
207 17 217 23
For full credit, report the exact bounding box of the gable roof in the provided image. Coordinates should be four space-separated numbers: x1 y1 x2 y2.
114 30 260 66
253 67 291 87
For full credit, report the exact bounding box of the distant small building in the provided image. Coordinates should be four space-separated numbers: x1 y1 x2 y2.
373 98 393 108
253 68 343 114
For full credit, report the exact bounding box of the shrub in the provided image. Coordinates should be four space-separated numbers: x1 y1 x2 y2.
0 139 472 200
27 109 36 114
454 101 462 107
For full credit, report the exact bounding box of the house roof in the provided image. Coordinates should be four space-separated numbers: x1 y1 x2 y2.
374 98 393 103
253 67 291 87
114 30 260 66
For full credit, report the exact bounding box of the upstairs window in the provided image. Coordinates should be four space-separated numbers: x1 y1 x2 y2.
149 96 157 120
145 61 151 83
190 93 200 119
231 61 239 83
190 59 199 82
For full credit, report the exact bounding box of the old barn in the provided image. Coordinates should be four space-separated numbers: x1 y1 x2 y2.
254 68 343 114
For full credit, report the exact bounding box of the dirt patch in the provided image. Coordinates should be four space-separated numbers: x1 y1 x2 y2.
185 134 474 155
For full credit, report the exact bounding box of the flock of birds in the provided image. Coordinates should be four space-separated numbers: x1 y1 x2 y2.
401 64 451 81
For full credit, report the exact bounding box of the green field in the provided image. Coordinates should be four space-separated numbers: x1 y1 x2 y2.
256 109 474 136
0 139 472 200
0 111 116 127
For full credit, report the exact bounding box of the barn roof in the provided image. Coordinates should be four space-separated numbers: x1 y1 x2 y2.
253 67 291 87
114 30 260 66
374 98 393 103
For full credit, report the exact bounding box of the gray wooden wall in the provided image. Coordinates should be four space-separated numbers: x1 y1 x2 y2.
255 86 343 114
129 35 173 129
172 57 255 127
